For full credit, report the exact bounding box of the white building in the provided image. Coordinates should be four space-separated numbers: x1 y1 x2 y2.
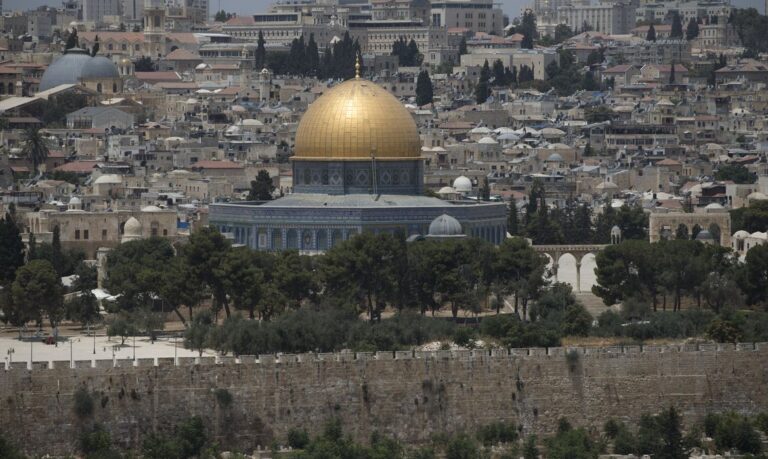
557 0 637 35
430 0 504 35
82 0 121 23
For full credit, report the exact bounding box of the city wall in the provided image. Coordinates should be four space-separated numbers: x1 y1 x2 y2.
1 343 767 455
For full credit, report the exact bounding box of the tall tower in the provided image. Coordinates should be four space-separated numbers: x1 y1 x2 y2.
258 67 271 102
143 0 165 58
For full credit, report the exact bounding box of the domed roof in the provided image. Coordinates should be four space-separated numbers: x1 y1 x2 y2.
69 196 81 205
748 191 768 200
733 230 750 239
453 175 472 193
141 205 163 212
81 56 120 80
293 78 421 160
437 186 455 194
705 202 725 211
93 174 122 185
122 217 143 242
39 48 93 91
596 180 619 190
428 214 463 237
546 153 564 162
478 136 498 144
695 229 714 241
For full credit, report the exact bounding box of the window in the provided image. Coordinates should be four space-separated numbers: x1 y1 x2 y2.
102 229 107 240
75 230 80 240
83 230 89 240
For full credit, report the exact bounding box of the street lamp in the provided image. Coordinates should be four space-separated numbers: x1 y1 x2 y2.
6 347 15 366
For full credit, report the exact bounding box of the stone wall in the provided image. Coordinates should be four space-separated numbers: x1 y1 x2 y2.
1 343 767 456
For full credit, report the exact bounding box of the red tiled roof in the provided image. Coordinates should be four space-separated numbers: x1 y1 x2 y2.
657 158 681 166
80 31 144 43
225 16 256 26
164 48 201 61
54 161 99 173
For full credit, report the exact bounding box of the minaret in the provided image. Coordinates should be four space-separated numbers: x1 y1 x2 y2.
143 0 165 58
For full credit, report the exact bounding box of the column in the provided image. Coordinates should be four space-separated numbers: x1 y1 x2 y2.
575 259 582 293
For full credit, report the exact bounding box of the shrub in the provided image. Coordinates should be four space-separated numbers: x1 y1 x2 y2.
287 428 310 449
79 424 114 456
565 350 580 372
477 421 518 446
214 388 233 408
445 433 480 459
603 419 620 439
452 327 477 349
74 387 94 419
0 433 26 459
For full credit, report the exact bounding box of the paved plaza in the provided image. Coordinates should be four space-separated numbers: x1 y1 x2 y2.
0 333 214 369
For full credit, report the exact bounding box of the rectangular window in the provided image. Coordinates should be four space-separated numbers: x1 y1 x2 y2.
75 229 80 240
102 229 107 240
83 230 89 240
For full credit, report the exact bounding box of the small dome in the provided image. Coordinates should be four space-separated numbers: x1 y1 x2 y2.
81 56 120 80
240 118 264 127
469 126 491 134
94 174 122 185
141 205 163 212
733 230 750 239
428 214 463 237
596 181 619 190
453 175 472 193
747 191 767 200
69 196 81 205
122 217 143 243
437 186 455 194
695 230 714 241
705 202 726 212
478 136 498 144
546 153 564 162
611 225 621 235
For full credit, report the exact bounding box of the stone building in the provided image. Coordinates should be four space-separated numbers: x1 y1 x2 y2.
210 70 507 252
25 201 177 257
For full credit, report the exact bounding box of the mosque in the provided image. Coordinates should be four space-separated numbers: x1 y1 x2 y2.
209 65 508 251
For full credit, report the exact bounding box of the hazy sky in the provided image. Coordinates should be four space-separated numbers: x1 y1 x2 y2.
5 0 765 21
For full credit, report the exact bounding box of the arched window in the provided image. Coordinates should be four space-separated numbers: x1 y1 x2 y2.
112 83 118 93
96 83 103 93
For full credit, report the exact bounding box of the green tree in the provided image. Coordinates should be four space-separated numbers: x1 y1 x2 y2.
492 59 506 85
184 310 215 356
255 31 267 69
458 36 468 55
214 10 232 22
741 243 768 305
183 227 232 317
21 127 50 175
656 406 685 459
508 201 519 236
670 12 684 39
714 164 756 184
0 213 24 284
554 23 574 42
416 69 434 106
247 170 275 200
475 60 491 104
306 33 320 76
105 237 175 312
158 256 204 325
520 10 537 49
493 237 548 319
445 433 481 459
11 259 64 328
686 18 700 40
523 435 538 459
222 247 265 320
545 420 599 459
646 23 657 41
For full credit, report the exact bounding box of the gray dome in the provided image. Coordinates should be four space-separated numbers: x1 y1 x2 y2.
695 230 714 241
81 56 120 80
428 213 463 237
39 48 93 91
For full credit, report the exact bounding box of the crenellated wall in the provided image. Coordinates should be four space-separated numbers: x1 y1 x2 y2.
1 343 767 456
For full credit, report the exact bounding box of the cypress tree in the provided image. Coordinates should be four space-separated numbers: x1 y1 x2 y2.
415 70 433 106
475 60 491 103
646 24 657 42
0 213 24 284
306 33 320 76
255 31 266 69
670 12 683 39
508 200 519 235
685 18 700 40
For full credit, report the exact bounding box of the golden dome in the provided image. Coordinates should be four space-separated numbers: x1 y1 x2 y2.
293 78 422 160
